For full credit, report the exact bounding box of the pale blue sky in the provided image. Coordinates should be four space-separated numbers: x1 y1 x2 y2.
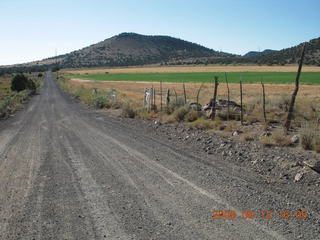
0 0 319 65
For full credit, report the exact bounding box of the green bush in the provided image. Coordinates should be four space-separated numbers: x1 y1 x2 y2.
11 74 36 93
188 117 217 129
92 95 110 109
172 106 189 122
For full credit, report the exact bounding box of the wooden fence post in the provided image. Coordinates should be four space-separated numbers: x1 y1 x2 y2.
148 88 153 111
151 85 154 107
160 79 163 111
166 89 170 109
240 77 243 125
143 88 147 107
173 88 178 104
153 88 156 110
284 43 306 132
183 82 187 104
210 76 219 120
196 83 204 105
261 80 267 124
225 72 230 121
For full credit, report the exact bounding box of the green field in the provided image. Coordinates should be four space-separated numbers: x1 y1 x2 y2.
73 72 320 84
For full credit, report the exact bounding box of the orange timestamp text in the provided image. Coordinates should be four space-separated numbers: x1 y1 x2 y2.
210 210 309 220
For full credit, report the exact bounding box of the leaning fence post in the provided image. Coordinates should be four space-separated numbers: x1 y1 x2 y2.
260 79 267 124
183 82 187 105
143 88 147 107
166 89 170 109
173 88 178 104
160 79 163 111
240 77 243 125
151 85 154 107
225 72 230 121
210 76 219 120
196 83 204 105
284 43 306 132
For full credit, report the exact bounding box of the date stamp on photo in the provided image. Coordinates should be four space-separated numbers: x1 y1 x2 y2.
210 210 309 220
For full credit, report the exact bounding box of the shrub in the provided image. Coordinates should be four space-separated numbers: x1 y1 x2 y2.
313 136 320 153
184 109 201 122
224 121 240 132
11 74 36 93
217 108 241 121
121 104 135 118
271 129 292 147
300 122 320 150
260 136 274 147
240 133 255 142
167 97 186 114
92 95 110 109
172 106 189 122
188 117 217 130
277 94 291 112
135 108 157 119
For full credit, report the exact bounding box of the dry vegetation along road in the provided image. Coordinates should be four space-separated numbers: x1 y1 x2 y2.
0 72 319 239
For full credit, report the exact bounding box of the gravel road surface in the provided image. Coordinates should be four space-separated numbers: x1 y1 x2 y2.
0 72 319 240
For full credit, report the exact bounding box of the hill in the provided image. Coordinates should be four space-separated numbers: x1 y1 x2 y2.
243 37 320 65
59 33 234 68
174 37 320 66
244 49 277 57
1 34 319 73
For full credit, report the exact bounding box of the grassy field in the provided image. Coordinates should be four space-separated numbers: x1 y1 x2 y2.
64 65 320 74
72 72 320 84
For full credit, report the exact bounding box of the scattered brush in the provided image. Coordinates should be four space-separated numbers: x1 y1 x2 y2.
184 109 202 122
260 136 275 147
91 95 111 109
172 106 189 122
300 122 320 151
240 133 255 142
136 108 157 119
271 129 293 147
121 103 136 118
188 117 217 130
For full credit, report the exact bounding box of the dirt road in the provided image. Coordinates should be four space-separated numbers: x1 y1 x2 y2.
0 72 319 240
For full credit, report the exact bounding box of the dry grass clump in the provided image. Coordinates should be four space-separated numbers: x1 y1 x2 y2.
188 117 219 130
184 109 202 122
161 114 176 123
300 122 320 151
121 103 136 118
259 128 292 147
240 133 255 142
224 121 240 132
217 108 241 121
271 129 293 147
172 106 189 122
260 136 275 147
135 108 158 119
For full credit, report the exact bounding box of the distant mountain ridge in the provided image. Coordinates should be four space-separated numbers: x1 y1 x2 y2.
1 34 320 73
243 37 320 65
244 49 277 57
